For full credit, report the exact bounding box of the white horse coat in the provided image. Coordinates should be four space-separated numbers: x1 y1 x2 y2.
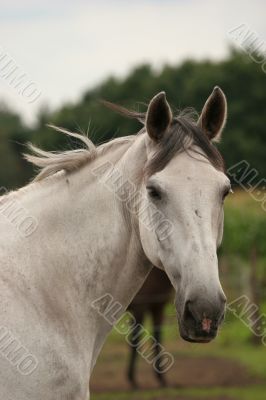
0 89 229 399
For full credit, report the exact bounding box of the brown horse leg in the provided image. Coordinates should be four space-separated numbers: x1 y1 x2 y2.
152 306 167 387
127 314 143 389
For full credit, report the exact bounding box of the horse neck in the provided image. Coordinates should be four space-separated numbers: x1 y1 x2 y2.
85 134 153 358
82 132 150 290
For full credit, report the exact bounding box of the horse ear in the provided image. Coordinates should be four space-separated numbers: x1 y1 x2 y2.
198 86 227 142
146 92 172 142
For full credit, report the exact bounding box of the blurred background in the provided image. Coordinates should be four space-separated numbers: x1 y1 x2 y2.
0 1 266 399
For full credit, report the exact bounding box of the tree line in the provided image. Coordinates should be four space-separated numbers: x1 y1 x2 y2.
0 48 265 190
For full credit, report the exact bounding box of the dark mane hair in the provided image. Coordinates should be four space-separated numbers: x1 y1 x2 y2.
102 101 225 177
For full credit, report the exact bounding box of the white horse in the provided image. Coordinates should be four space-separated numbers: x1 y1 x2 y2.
0 88 230 399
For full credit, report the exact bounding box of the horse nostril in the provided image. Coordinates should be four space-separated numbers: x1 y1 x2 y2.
183 298 224 327
184 300 197 323
202 317 212 333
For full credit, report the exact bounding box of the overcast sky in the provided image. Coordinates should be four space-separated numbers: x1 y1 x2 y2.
0 0 265 125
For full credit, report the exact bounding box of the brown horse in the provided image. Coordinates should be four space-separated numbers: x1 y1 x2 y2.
127 267 173 388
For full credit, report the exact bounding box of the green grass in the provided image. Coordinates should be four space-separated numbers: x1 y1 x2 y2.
93 386 266 400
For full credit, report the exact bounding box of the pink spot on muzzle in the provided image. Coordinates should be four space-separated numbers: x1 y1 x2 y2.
202 318 212 333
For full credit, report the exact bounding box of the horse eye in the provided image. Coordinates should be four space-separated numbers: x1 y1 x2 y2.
146 186 162 200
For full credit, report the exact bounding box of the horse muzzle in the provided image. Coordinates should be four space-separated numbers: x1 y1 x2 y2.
177 295 226 343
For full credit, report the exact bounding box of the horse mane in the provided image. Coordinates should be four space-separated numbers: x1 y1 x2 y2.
101 101 225 175
25 125 136 182
25 102 225 182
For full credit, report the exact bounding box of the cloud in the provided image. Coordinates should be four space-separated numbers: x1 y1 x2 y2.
0 0 265 124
